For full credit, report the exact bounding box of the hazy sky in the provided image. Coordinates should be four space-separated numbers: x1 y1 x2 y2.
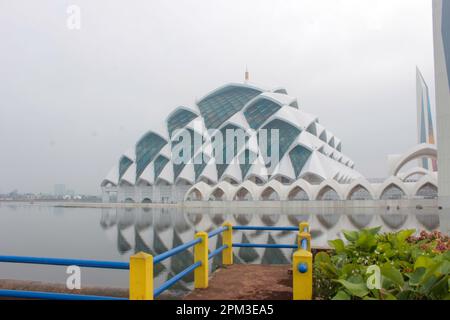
0 0 436 195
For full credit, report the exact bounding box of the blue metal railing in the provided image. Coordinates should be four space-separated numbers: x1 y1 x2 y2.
0 224 307 300
153 226 228 298
154 261 202 298
0 255 129 300
233 226 299 231
232 243 298 249
0 255 129 270
153 238 202 264
0 289 127 300
231 225 304 250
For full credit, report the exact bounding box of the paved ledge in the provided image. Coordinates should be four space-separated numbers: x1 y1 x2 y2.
183 265 292 300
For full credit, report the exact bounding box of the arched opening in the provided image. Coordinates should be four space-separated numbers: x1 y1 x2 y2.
124 197 135 203
260 187 280 201
317 186 340 201
416 183 438 199
233 187 253 201
288 187 309 201
275 176 293 185
209 188 225 201
186 188 203 201
223 177 239 185
380 184 405 200
249 175 264 185
142 198 152 203
301 173 324 185
348 185 373 200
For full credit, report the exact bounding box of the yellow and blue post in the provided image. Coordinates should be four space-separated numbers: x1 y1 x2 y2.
129 252 153 300
222 221 233 265
293 249 313 300
299 221 309 233
194 231 209 289
298 232 311 252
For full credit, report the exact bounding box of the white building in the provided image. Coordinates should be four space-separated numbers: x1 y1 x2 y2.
102 81 439 203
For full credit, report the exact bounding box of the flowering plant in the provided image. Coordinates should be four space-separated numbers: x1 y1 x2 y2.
313 227 450 300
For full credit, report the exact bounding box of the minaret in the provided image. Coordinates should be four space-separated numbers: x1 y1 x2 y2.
244 66 249 82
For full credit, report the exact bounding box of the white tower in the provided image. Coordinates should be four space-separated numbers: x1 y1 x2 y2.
433 0 450 233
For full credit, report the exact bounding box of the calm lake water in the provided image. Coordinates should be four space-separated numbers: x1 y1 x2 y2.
0 202 442 293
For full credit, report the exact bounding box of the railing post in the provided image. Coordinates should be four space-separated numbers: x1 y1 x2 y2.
293 249 312 300
298 232 311 252
129 252 153 300
222 221 233 265
299 221 309 233
194 231 209 289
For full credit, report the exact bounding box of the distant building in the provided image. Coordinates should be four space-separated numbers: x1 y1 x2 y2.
416 67 437 171
54 184 66 197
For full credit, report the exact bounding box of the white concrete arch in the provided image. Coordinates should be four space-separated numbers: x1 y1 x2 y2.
232 180 261 201
389 143 437 176
206 181 236 201
412 175 438 197
398 166 431 181
184 182 211 201
314 179 345 200
376 176 410 200
259 180 285 200
286 179 314 200
344 177 376 200
233 186 254 201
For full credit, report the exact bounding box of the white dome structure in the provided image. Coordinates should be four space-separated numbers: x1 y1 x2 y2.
102 82 362 203
101 82 438 203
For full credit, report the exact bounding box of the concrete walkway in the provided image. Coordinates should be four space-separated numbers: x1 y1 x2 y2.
184 265 292 300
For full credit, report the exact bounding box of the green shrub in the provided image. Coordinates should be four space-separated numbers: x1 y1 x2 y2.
313 227 450 300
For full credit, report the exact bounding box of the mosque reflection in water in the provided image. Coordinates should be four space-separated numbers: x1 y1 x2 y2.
99 206 440 293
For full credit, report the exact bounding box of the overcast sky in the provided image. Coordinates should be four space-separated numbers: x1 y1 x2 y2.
0 0 436 195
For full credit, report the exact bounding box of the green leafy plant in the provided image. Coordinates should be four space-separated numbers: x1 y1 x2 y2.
313 227 450 300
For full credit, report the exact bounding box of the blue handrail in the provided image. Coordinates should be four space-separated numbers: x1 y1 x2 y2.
233 226 299 231
154 261 202 298
0 255 129 270
232 243 298 249
207 226 227 238
153 238 201 264
208 245 227 260
0 289 127 300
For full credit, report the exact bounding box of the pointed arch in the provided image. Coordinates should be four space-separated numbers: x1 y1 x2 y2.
344 178 375 200
377 177 409 200
260 187 280 201
412 176 438 199
314 180 344 200
233 187 253 201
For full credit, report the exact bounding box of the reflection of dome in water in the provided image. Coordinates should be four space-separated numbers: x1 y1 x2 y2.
261 214 280 226
347 214 373 229
186 213 203 226
211 214 226 226
380 214 408 229
416 214 439 231
287 214 310 226
317 214 340 229
234 213 252 225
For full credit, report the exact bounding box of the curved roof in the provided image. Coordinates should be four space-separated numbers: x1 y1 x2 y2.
104 82 362 196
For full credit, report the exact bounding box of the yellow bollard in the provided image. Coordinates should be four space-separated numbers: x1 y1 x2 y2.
194 231 209 289
293 249 313 300
222 221 233 265
129 252 153 300
299 221 309 233
298 232 311 252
